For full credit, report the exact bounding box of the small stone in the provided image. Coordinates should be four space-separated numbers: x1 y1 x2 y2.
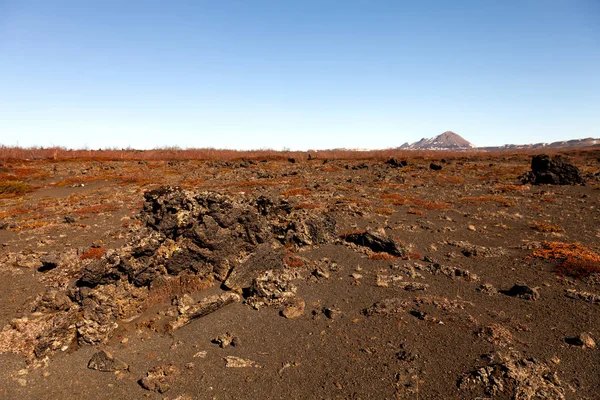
139 364 179 394
281 298 306 319
212 332 239 348
351 273 363 279
468 225 476 231
568 332 596 349
501 284 540 301
224 356 259 368
323 307 342 320
88 350 129 372
193 351 207 358
477 283 498 296
313 268 330 279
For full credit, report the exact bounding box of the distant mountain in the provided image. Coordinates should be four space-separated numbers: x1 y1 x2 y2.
400 131 475 150
399 132 599 151
480 137 600 151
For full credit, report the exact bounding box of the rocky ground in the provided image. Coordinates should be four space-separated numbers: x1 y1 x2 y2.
0 151 599 399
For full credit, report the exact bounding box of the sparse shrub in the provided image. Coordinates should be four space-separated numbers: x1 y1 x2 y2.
11 221 52 231
407 209 425 215
411 199 452 210
530 221 563 233
0 181 34 195
375 207 394 216
381 193 409 205
459 196 515 207
531 241 600 279
80 247 107 260
284 253 305 268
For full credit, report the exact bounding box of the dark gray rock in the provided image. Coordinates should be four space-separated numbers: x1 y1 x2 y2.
521 154 585 185
88 350 128 372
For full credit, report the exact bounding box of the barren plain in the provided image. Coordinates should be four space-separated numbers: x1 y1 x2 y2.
0 150 599 399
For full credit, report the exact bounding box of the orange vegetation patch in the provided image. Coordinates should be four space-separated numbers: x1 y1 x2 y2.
530 221 563 233
381 193 410 205
410 199 452 210
75 204 121 214
80 247 107 260
281 188 312 197
459 196 515 207
407 209 425 215
375 207 394 216
11 221 53 231
284 253 306 268
0 181 35 196
531 241 600 279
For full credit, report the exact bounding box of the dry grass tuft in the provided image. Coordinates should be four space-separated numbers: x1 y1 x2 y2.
459 196 515 207
0 181 34 195
407 209 425 215
530 221 563 233
80 247 107 260
531 241 600 279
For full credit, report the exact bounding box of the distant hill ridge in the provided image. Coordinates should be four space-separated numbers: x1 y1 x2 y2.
400 131 475 150
400 132 599 151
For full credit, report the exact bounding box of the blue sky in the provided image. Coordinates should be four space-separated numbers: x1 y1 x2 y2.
0 0 598 150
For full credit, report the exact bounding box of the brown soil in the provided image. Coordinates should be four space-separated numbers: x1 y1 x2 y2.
0 152 599 399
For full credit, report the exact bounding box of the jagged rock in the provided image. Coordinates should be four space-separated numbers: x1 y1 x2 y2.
477 283 498 296
168 292 241 331
39 253 60 272
385 158 408 168
246 269 300 310
32 289 73 312
223 245 285 291
224 356 259 368
88 350 128 372
566 332 596 349
363 298 408 316
458 351 566 399
343 230 408 257
139 364 179 393
476 324 513 346
423 262 479 281
521 154 585 185
323 307 342 319
3 186 339 360
33 310 78 358
445 241 506 258
212 332 240 348
501 284 540 301
281 297 305 319
565 288 600 305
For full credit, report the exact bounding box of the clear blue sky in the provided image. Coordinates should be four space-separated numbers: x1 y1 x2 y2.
0 0 598 150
